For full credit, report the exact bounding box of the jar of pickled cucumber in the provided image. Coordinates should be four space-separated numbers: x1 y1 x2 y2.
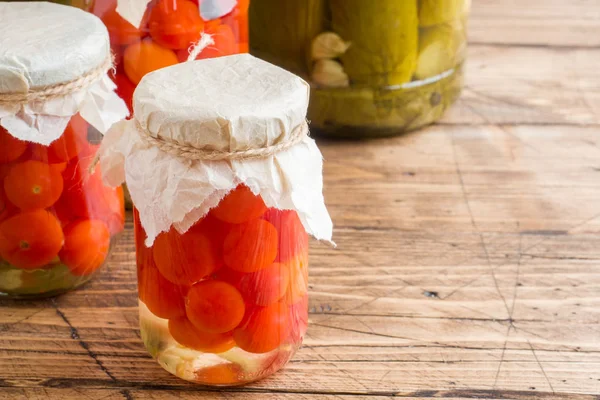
0 2 129 298
98 54 333 385
250 0 470 138
92 0 250 112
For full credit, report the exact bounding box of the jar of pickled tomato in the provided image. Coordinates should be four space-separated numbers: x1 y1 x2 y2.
0 3 129 298
98 54 333 385
92 0 250 112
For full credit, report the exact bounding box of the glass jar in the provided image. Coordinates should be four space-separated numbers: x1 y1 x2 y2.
0 117 125 298
0 3 129 298
92 0 250 112
250 0 470 138
134 185 309 385
98 54 333 384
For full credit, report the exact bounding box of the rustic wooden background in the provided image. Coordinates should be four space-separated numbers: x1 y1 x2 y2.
1 0 600 398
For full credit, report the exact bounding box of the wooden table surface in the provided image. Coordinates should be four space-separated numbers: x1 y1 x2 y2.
2 0 600 399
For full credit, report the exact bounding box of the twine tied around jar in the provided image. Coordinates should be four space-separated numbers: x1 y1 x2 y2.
135 119 309 161
90 118 309 174
0 55 113 105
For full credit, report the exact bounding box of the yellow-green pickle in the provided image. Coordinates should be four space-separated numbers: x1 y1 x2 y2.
250 0 470 137
331 0 418 87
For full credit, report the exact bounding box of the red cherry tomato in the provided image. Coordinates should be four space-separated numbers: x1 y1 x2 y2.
4 160 64 211
138 255 187 320
101 8 146 46
60 219 111 277
186 280 245 333
212 185 267 224
0 210 64 270
123 39 179 85
148 0 204 50
57 151 125 236
263 209 308 263
239 262 290 306
223 219 278 273
233 302 290 354
196 25 236 60
152 226 222 286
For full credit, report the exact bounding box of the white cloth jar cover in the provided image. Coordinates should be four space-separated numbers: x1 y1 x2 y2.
0 2 129 145
99 54 333 246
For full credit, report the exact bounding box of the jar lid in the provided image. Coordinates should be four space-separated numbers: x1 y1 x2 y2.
0 2 128 145
134 53 309 155
0 2 109 93
99 54 333 246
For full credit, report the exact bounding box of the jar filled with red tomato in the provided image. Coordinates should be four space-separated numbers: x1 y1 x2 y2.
92 0 250 112
0 3 129 298
98 54 333 385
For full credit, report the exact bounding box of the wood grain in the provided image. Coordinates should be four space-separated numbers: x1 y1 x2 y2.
469 0 600 48
443 47 600 126
1 0 600 399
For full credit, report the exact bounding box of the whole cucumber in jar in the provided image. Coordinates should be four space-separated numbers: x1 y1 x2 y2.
419 0 470 27
330 0 419 87
415 22 467 80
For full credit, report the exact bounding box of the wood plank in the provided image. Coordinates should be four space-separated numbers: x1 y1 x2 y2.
1 388 596 400
469 0 600 47
442 47 600 125
321 125 600 233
